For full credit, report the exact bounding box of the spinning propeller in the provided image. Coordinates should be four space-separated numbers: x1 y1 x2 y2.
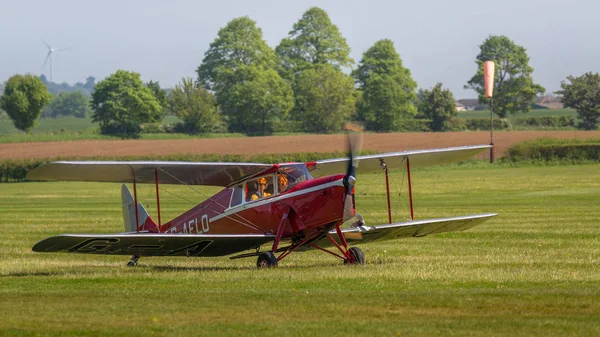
342 123 363 223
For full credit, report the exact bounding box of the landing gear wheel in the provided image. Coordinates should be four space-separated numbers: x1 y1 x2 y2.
256 252 278 269
344 247 365 265
127 255 139 267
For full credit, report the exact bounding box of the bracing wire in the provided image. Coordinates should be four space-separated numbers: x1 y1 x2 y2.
158 168 268 234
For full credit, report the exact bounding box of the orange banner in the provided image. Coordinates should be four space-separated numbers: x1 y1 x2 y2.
483 61 495 98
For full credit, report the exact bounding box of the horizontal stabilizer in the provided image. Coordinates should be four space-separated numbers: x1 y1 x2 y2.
32 233 276 257
304 213 497 249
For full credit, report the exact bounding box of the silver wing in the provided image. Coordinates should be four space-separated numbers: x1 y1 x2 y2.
305 213 497 248
27 161 274 187
32 233 275 257
310 145 491 177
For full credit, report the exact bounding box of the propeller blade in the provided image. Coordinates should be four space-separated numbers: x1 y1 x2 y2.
342 123 363 223
42 39 51 49
54 47 69 52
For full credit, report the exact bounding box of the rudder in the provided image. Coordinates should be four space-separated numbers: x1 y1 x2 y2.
121 184 158 233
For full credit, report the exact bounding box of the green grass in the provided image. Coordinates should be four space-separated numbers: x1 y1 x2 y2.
1 164 599 336
457 108 577 119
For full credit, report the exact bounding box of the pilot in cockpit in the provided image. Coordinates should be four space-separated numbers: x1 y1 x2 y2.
251 177 271 201
278 174 289 193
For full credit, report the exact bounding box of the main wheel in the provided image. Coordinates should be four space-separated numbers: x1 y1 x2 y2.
256 252 278 269
345 247 365 265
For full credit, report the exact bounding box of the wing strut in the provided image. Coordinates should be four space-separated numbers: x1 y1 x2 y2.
132 170 140 234
154 168 162 230
382 159 393 224
407 157 414 221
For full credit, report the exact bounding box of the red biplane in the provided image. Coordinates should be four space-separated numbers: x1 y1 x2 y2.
28 130 496 268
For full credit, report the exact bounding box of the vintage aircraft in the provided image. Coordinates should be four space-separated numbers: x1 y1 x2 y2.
28 128 496 268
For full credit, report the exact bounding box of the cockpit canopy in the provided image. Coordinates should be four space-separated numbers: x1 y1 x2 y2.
228 163 313 208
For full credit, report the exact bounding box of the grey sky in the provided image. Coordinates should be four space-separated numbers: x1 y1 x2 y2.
1 0 598 97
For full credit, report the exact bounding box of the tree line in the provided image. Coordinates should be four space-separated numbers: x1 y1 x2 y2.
2 7 599 134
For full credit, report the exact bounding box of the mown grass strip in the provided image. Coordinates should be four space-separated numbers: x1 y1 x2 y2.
0 164 599 336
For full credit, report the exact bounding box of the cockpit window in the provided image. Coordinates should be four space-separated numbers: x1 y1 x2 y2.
277 164 312 192
246 175 274 202
230 184 243 208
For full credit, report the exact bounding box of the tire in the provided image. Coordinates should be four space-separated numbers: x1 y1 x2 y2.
256 251 278 268
345 247 365 265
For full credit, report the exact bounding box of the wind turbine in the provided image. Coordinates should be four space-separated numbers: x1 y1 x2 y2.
42 40 68 83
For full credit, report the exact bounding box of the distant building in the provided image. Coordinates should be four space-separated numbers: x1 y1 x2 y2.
456 99 481 111
535 96 564 109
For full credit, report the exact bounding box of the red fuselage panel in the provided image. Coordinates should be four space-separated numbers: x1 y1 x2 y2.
160 174 346 238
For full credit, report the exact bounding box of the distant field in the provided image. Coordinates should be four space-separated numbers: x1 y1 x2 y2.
1 164 598 336
0 115 182 136
457 108 577 119
1 130 599 160
0 109 582 144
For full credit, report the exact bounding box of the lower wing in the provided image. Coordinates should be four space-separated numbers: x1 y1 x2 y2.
306 213 497 248
32 233 275 257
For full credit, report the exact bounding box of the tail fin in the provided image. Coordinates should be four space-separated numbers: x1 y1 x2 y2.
121 184 158 233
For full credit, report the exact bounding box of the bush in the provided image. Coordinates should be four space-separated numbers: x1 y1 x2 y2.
448 119 466 131
504 138 600 163
464 118 510 131
395 119 431 132
139 123 174 134
512 116 575 128
272 120 304 133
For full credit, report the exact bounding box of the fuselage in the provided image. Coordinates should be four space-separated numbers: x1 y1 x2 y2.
159 166 347 240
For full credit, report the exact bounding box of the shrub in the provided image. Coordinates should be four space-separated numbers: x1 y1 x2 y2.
504 138 600 163
464 118 510 131
512 116 575 128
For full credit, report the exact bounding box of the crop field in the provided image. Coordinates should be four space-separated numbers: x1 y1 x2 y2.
1 163 599 336
2 130 600 161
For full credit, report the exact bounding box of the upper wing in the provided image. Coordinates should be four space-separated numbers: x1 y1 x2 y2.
27 161 274 186
32 233 276 257
304 213 497 249
310 145 491 177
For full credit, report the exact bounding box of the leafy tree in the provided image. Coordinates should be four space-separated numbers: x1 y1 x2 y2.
276 7 353 78
0 74 51 132
223 66 294 135
354 39 417 131
197 16 279 92
49 91 91 118
466 35 545 118
196 17 291 135
556 72 600 130
293 64 355 133
170 77 223 133
419 83 457 131
146 80 169 111
91 70 163 137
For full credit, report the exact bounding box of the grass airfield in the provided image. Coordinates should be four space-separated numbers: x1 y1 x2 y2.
0 164 599 336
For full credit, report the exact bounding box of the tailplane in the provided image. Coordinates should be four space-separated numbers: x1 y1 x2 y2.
121 184 158 233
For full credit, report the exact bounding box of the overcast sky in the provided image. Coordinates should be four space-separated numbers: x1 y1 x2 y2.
1 0 598 97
